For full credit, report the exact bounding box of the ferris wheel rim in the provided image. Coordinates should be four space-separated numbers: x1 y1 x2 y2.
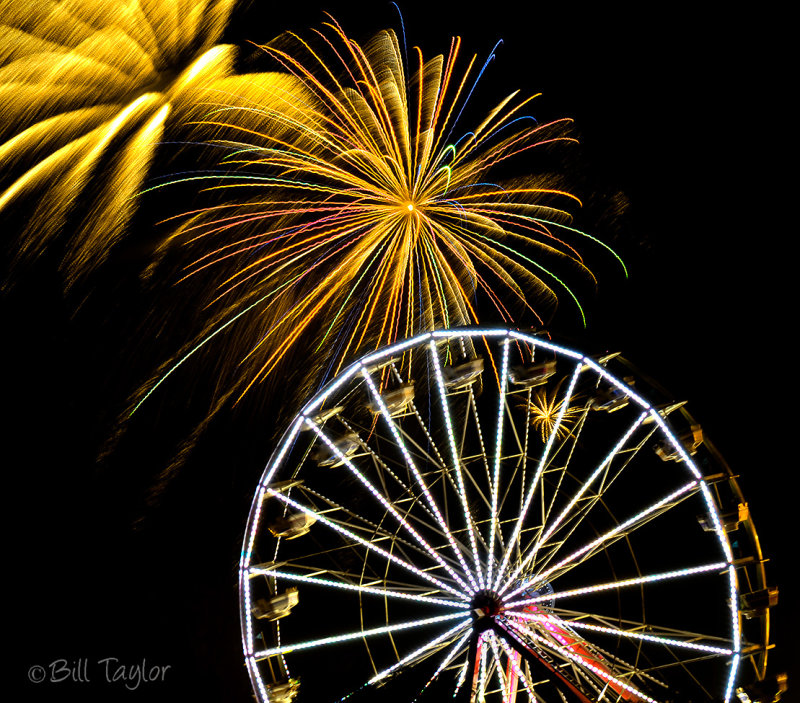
239 326 745 703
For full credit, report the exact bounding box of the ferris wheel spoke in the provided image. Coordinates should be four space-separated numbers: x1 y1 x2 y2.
536 399 591 520
547 604 740 651
528 410 648 562
468 383 493 486
297 480 418 537
361 365 479 592
493 359 584 591
415 628 472 699
249 567 469 608
266 488 468 599
498 410 648 595
487 337 511 587
305 418 471 592
368 618 471 685
494 455 526 542
487 632 511 703
269 564 457 596
525 425 662 582
504 618 660 703
579 638 671 691
428 340 484 589
516 435 672 592
332 419 474 554
337 416 440 521
459 456 493 511
495 632 539 702
510 479 701 599
533 623 719 701
399 381 472 537
293 484 440 566
398 383 451 472
254 611 469 659
495 381 552 533
452 648 470 699
395 421 450 475
515 388 532 562
504 561 729 610
507 610 734 656
477 632 490 699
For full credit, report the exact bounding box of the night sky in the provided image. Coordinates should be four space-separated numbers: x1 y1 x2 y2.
9 2 792 701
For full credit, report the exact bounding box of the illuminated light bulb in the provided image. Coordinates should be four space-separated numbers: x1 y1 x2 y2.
266 488 464 598
507 610 733 655
361 365 480 592
496 634 538 700
725 654 741 703
487 338 511 587
255 611 468 658
494 359 583 592
505 620 658 703
253 564 469 609
305 418 472 595
417 629 472 694
368 619 470 684
504 480 700 601
505 561 728 610
428 341 484 588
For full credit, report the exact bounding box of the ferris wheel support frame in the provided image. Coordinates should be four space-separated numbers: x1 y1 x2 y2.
456 612 595 703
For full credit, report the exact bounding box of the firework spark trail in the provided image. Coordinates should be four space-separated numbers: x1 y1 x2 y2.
2 2 625 481
138 18 625 412
0 0 293 290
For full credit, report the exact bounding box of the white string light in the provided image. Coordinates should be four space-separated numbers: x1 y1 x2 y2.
506 610 733 655
724 654 741 703
300 364 361 417
306 417 472 595
583 357 651 410
508 330 584 360
255 611 468 658
363 333 434 365
487 337 511 587
494 359 583 592
487 633 510 703
368 619 471 684
505 618 659 703
266 488 465 599
249 567 468 608
504 562 728 610
427 342 484 589
416 628 472 695
503 480 699 602
499 404 646 596
495 633 538 701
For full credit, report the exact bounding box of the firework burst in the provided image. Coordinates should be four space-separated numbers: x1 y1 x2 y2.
526 377 584 442
0 0 289 290
138 18 625 412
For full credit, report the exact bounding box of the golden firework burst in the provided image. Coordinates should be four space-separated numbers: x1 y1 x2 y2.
0 0 291 289
136 20 624 411
526 377 584 442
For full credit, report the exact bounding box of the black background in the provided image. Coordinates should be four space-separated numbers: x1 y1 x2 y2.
10 1 793 701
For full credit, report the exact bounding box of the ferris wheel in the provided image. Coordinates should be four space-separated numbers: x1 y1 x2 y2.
239 328 772 703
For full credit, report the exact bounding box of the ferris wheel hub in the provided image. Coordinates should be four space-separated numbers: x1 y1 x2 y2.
470 589 503 619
